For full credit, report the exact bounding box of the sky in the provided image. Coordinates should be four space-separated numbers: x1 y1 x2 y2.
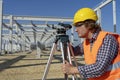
3 0 102 17
2 0 120 45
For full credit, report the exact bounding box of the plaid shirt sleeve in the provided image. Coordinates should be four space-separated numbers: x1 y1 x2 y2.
78 34 119 78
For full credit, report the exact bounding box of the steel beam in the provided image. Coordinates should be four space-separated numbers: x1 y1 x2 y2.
94 0 113 11
3 15 73 22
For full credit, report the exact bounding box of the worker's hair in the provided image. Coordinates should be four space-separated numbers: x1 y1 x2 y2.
84 19 101 33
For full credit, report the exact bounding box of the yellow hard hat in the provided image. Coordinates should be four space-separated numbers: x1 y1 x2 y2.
73 8 98 25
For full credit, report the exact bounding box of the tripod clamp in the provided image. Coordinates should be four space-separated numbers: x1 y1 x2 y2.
55 34 69 43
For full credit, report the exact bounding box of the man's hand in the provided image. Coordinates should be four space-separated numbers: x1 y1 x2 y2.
61 60 79 75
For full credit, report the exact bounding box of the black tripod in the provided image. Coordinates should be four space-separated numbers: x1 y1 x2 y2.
42 34 79 80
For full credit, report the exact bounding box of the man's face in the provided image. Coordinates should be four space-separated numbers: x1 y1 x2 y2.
75 22 89 38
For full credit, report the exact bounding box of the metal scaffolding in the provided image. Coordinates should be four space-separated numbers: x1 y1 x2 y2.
1 14 73 56
94 0 117 32
0 0 118 57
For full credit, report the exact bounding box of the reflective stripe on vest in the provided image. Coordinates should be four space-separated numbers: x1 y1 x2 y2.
107 62 120 71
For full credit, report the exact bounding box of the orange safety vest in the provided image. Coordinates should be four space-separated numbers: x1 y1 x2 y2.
83 31 120 80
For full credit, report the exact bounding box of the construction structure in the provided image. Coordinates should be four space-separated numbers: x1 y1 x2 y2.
0 0 119 80
0 0 118 57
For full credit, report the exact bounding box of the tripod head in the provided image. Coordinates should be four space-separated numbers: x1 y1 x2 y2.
55 23 72 43
56 35 69 43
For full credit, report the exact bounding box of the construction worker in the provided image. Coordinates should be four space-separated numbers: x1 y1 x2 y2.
62 7 120 80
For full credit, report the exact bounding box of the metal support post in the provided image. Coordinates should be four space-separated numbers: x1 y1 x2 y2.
0 0 3 54
96 9 101 26
9 15 13 53
112 0 116 32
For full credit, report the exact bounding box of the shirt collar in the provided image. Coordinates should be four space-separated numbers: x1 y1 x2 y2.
89 29 101 43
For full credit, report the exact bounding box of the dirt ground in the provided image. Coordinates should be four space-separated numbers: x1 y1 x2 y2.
0 50 86 80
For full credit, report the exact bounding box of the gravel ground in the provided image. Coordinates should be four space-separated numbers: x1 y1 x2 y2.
0 50 86 80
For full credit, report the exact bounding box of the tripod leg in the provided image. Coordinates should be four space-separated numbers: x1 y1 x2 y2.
67 45 72 64
42 43 56 80
68 42 82 79
68 43 78 67
67 45 78 80
67 46 75 80
60 42 65 64
60 42 68 80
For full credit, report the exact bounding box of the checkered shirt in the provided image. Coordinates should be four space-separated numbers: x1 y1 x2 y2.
74 31 119 78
